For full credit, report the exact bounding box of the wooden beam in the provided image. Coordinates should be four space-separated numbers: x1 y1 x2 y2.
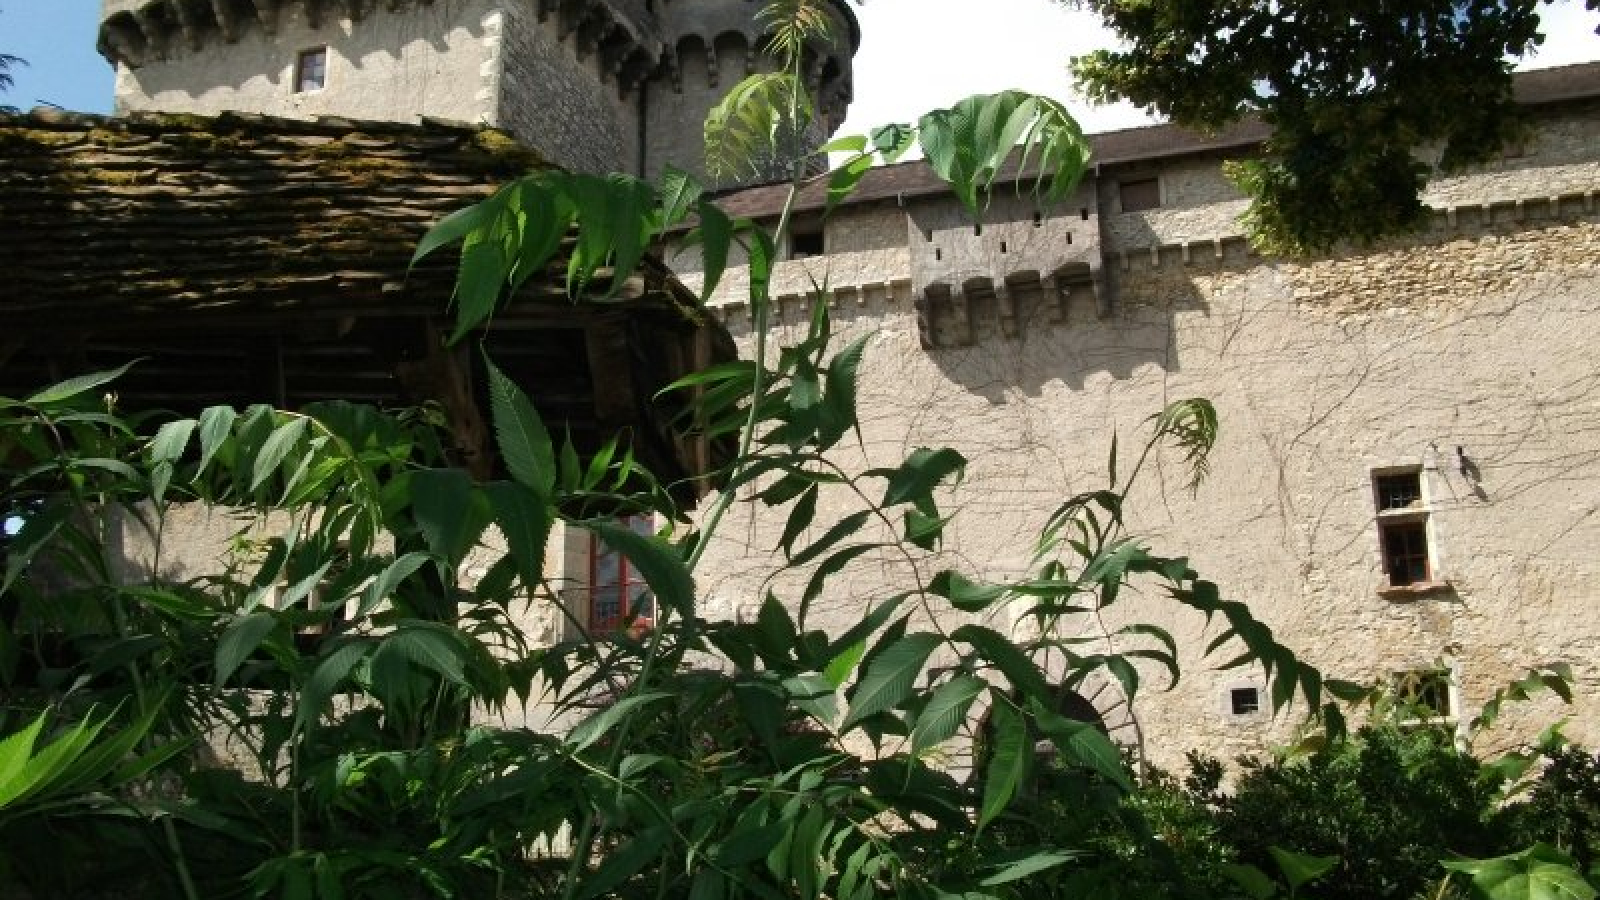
393 324 492 479
585 322 637 427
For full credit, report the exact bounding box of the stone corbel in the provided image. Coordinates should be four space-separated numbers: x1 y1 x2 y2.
249 0 278 34
302 0 324 29
705 44 718 87
132 9 169 62
210 0 240 41
335 0 365 23
102 22 148 68
995 281 1018 339
168 0 204 53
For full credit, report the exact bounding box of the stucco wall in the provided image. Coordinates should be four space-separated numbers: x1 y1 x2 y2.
111 0 502 128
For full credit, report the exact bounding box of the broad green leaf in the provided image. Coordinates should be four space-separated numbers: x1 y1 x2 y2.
694 201 734 303
566 692 672 753
1442 844 1596 900
373 624 468 686
485 355 555 498
818 135 868 155
780 483 820 559
484 481 553 592
149 418 196 466
588 520 693 621
250 417 309 492
827 153 874 215
196 404 237 473
843 632 941 729
980 699 1027 830
355 552 431 619
980 851 1079 887
1220 863 1278 900
789 510 872 569
911 675 985 756
929 569 1007 612
1268 846 1338 893
819 332 869 449
576 826 670 900
714 818 790 868
509 175 577 294
1031 699 1132 792
412 468 491 569
411 192 495 265
952 625 1050 700
25 361 137 406
658 166 702 227
215 611 278 687
295 642 371 734
823 639 866 690
0 712 46 797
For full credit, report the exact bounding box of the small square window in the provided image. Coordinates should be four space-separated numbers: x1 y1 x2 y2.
1119 177 1161 213
1395 668 1454 720
1229 687 1261 716
295 47 328 93
789 225 824 259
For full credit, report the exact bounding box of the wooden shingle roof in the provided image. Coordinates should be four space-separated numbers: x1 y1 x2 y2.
0 109 731 489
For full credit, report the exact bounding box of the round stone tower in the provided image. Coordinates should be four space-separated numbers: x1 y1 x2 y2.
96 0 856 185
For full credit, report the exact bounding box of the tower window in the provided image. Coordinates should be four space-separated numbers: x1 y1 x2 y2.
1119 177 1161 212
295 47 328 93
788 224 824 259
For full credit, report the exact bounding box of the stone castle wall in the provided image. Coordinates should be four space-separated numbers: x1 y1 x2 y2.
672 103 1600 772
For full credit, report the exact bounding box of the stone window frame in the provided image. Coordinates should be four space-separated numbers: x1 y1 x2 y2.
1392 660 1464 742
294 46 329 94
787 219 826 259
1370 463 1450 599
1118 176 1162 213
1219 677 1267 724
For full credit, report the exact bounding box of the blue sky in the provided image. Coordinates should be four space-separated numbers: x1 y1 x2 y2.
3 1 113 113
3 0 1598 134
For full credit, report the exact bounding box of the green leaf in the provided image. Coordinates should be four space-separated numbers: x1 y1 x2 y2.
929 570 1007 613
1030 699 1132 792
881 447 967 516
588 520 693 621
149 418 196 467
843 632 941 729
484 355 555 498
1220 863 1279 900
196 405 237 473
817 135 868 155
980 699 1027 831
823 639 866 690
373 624 467 686
694 201 734 303
715 818 790 868
294 641 371 734
819 332 869 449
658 166 703 227
827 153 875 215
952 625 1050 700
412 468 491 569
484 481 553 592
577 826 670 900
980 851 1079 887
789 510 872 568
911 675 984 756
215 611 278 687
25 361 137 406
355 552 431 619
412 192 495 265
800 543 881 629
704 72 812 180
1442 844 1596 900
1268 846 1339 893
250 417 309 492
567 692 673 753
780 483 820 559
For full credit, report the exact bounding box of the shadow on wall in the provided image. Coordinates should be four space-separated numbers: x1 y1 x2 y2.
113 2 475 110
919 262 1223 403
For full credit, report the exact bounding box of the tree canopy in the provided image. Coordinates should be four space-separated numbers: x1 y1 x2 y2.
1066 0 1599 254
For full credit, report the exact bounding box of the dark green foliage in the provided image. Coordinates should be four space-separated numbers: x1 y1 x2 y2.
1214 727 1516 900
1065 0 1598 255
1509 746 1600 872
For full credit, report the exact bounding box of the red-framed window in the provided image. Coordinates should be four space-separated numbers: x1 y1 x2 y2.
589 515 656 634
